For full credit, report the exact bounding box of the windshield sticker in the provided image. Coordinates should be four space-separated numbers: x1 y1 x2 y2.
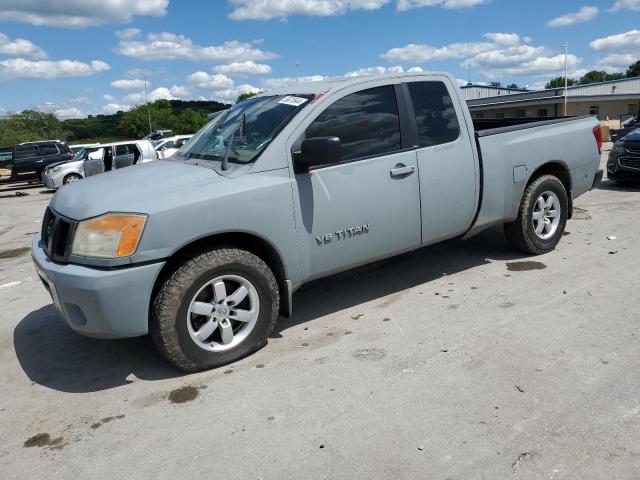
278 96 308 107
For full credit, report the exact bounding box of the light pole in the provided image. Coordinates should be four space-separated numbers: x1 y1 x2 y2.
562 43 569 116
145 74 152 135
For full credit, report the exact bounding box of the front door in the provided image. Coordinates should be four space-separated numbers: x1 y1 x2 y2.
405 79 478 245
294 85 421 280
83 147 105 177
14 144 42 181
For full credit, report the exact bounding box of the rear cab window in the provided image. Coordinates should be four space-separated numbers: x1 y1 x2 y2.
406 81 460 147
305 85 402 163
39 143 60 156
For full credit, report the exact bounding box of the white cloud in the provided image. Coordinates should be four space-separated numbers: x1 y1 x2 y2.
211 84 262 103
187 71 235 90
261 75 326 90
229 0 390 20
547 6 598 27
0 58 109 81
116 32 277 63
69 96 93 104
115 28 140 39
0 0 168 28
610 0 640 11
380 32 522 63
54 106 83 118
589 29 640 52
102 102 131 114
381 32 582 80
397 0 487 11
214 61 272 75
111 78 147 89
344 65 406 77
0 33 47 59
170 84 190 96
595 53 637 72
103 94 116 102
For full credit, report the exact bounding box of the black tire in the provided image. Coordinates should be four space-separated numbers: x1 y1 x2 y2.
504 174 568 255
151 248 279 372
63 173 82 185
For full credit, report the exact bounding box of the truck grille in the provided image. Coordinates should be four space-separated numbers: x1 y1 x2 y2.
41 207 76 263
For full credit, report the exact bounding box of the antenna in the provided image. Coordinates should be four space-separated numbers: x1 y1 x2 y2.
296 62 300 83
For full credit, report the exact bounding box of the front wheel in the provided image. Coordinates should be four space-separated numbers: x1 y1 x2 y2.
63 173 82 185
504 175 568 255
151 248 279 372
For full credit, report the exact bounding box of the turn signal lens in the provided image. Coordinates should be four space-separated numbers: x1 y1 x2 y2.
71 213 147 258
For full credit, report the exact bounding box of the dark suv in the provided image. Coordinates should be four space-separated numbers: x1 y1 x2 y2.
0 140 74 184
608 128 640 183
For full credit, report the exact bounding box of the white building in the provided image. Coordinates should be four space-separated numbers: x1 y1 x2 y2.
465 77 640 121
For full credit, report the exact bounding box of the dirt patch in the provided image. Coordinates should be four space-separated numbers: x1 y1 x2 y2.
353 348 386 361
0 247 31 259
24 433 63 449
506 261 547 272
168 385 200 404
572 207 591 220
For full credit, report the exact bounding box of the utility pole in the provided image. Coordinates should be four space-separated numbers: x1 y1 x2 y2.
144 74 152 135
562 42 569 117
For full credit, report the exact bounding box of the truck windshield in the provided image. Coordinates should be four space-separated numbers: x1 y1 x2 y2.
181 94 313 165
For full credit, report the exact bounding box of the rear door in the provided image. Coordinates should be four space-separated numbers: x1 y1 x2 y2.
405 79 478 245
113 144 137 169
293 84 421 279
14 144 42 180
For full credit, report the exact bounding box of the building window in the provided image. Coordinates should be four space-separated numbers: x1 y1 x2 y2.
495 112 505 119
537 109 548 117
475 113 484 119
589 105 600 118
629 104 637 115
515 109 525 117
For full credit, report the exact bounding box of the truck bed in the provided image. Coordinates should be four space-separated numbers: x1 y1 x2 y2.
473 116 590 137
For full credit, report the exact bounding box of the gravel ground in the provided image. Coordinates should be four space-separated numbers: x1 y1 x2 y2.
1 145 639 479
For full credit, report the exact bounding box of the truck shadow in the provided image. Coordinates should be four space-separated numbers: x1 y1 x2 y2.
13 306 183 393
14 225 530 392
273 225 528 337
597 178 640 192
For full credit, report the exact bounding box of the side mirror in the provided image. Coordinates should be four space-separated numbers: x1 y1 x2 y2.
294 137 341 172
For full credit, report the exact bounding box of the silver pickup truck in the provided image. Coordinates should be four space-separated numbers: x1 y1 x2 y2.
32 72 603 371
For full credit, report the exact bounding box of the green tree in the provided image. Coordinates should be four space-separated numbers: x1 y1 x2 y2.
507 83 519 89
176 109 209 134
0 110 63 145
578 70 624 85
236 92 259 103
626 60 640 78
545 77 577 89
489 81 502 87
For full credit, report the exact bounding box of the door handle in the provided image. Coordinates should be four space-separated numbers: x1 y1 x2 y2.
390 164 416 177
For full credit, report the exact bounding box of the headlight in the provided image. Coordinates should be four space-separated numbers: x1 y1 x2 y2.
71 213 147 258
51 166 62 173
611 142 624 152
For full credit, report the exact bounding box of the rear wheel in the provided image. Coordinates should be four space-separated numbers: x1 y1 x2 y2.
63 173 82 185
151 248 279 372
504 175 568 255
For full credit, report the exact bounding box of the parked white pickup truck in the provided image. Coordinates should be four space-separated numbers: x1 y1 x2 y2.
33 72 603 371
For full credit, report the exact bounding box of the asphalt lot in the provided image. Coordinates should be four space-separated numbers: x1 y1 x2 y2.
1 145 639 479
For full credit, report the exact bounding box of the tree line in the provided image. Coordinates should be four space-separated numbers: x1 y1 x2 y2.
545 60 640 89
0 99 230 146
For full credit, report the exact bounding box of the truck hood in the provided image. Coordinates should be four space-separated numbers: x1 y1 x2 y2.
51 160 225 220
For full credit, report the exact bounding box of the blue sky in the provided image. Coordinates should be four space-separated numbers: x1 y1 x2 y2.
0 0 638 118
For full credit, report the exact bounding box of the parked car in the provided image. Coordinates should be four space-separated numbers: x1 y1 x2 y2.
0 140 74 184
41 140 155 189
143 130 173 141
607 127 640 183
33 72 602 371
610 115 638 143
153 135 192 159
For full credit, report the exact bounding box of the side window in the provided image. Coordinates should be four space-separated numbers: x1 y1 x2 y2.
306 85 401 162
115 145 129 156
39 143 60 156
15 145 39 159
407 81 460 147
0 147 13 162
162 141 176 150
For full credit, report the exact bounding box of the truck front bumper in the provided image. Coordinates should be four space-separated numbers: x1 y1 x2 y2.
32 236 165 339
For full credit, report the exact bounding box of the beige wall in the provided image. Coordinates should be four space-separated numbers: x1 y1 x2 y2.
472 99 640 120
